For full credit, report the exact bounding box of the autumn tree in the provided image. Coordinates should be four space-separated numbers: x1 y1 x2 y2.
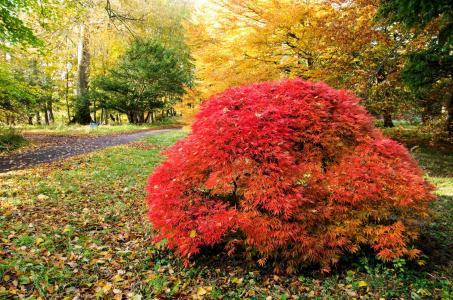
377 0 453 135
187 0 380 96
361 27 418 127
186 0 425 126
0 0 82 124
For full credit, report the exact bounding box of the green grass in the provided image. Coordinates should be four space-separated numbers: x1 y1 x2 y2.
381 125 432 146
0 127 28 153
17 120 184 137
0 129 451 299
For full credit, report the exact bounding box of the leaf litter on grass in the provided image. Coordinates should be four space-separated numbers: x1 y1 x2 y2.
0 131 451 299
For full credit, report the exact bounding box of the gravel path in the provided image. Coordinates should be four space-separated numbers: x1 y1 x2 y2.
0 128 180 173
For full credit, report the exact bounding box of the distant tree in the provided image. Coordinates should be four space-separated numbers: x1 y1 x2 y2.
377 0 453 135
95 39 191 123
366 79 415 127
0 64 24 113
15 59 54 125
0 57 55 125
360 27 416 127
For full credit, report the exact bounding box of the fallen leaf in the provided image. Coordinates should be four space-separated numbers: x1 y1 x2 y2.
112 274 123 282
103 282 112 292
37 194 49 201
358 280 367 287
197 287 207 296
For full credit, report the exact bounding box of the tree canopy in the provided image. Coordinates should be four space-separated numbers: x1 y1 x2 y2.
377 0 453 133
0 0 451 136
0 0 40 46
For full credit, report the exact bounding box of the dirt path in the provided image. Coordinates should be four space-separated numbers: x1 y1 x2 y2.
0 128 180 173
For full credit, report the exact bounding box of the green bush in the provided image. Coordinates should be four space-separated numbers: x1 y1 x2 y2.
381 116 452 146
0 127 28 152
421 115 452 144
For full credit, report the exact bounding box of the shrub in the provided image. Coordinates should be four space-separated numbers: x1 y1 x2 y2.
0 127 28 152
146 79 435 272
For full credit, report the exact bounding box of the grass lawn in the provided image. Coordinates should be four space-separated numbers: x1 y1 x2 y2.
0 130 451 299
17 121 184 137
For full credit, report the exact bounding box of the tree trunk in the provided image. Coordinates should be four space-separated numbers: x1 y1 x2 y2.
421 101 433 125
74 23 92 124
100 108 105 124
383 111 394 128
36 112 41 125
28 115 33 125
421 113 430 125
44 107 49 125
65 37 72 123
127 112 134 123
447 93 453 137
77 24 89 98
65 73 71 122
47 99 54 124
93 98 97 123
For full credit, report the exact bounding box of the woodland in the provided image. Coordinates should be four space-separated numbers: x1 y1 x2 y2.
0 0 451 133
0 0 452 299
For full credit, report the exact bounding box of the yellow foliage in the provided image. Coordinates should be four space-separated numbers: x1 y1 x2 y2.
184 0 416 119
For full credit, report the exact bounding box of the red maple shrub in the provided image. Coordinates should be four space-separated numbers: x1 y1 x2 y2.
146 79 435 272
